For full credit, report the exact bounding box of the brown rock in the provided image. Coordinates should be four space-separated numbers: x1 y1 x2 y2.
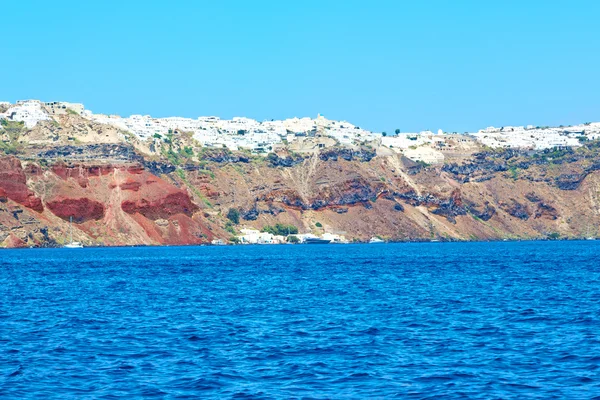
0 157 44 212
46 197 105 223
121 191 198 220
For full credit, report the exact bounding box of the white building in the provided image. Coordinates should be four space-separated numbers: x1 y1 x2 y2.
2 99 600 154
238 228 276 244
1 100 50 128
44 101 85 115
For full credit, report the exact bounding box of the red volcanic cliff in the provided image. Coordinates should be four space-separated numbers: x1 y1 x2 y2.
121 191 198 220
0 155 214 248
46 197 106 223
0 157 44 212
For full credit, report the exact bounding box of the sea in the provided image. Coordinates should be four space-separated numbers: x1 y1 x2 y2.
1 241 599 399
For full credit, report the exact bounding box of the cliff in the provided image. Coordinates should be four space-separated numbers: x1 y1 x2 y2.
1 113 600 247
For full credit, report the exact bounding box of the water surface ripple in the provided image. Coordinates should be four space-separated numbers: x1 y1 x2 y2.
1 242 599 398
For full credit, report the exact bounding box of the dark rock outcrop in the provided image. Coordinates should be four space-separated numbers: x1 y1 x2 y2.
443 160 509 183
525 192 542 202
467 202 496 221
392 189 469 223
311 178 380 210
199 149 249 163
430 189 467 223
260 177 382 211
555 174 586 190
500 199 530 220
266 153 305 168
319 147 376 162
534 203 558 220
36 144 144 163
143 161 177 175
242 207 259 221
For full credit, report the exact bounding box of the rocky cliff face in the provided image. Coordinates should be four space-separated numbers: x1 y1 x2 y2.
0 156 214 247
1 114 600 247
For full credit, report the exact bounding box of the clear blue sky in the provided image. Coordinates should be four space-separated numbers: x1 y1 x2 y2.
3 0 599 133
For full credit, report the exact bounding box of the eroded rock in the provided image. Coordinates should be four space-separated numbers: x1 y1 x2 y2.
0 157 44 212
46 197 105 223
121 191 198 220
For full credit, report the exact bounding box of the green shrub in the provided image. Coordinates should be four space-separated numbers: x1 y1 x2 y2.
262 223 298 236
225 221 236 235
0 119 24 154
164 148 180 165
315 222 322 228
181 146 194 158
227 208 240 224
287 235 300 243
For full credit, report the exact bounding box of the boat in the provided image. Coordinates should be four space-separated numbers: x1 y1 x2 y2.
369 237 384 244
303 237 331 244
64 216 83 248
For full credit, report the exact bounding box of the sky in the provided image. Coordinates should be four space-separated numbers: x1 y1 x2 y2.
2 0 599 133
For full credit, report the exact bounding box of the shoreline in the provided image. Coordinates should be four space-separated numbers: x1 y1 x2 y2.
1 236 597 250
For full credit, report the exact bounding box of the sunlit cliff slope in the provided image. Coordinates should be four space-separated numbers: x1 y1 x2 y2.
1 112 600 247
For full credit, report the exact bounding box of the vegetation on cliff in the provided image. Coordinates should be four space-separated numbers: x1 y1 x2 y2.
262 224 298 236
0 120 25 155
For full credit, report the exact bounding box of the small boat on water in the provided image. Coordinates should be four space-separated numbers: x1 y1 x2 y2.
64 216 83 248
369 237 384 244
304 237 331 244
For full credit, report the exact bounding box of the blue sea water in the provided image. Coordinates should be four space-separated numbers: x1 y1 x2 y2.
1 242 599 399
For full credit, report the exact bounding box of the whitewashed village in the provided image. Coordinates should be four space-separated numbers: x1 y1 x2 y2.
3 100 600 164
2 99 600 245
